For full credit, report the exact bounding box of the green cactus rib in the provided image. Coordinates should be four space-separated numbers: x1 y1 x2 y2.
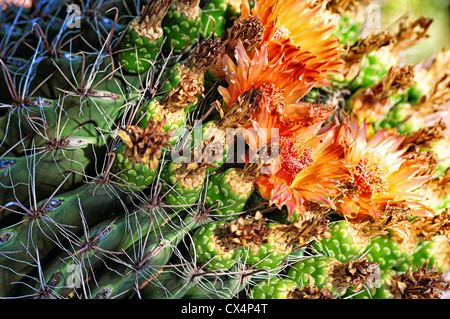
250 277 299 299
162 2 203 55
0 182 126 297
191 221 241 271
365 233 413 271
141 260 248 299
0 92 125 155
205 168 255 218
201 0 228 38
87 211 200 299
181 265 247 299
0 136 106 210
18 205 177 299
311 220 368 263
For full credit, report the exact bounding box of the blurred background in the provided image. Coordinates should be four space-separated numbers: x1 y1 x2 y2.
377 0 450 63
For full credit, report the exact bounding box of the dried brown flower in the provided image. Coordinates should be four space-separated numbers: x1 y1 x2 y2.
117 118 172 171
328 257 380 292
389 263 450 299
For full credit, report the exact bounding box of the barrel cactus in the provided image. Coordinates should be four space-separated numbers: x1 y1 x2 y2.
0 0 449 302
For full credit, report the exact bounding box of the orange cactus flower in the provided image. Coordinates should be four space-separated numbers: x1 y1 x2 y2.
336 118 435 219
245 0 345 85
255 119 347 216
218 40 336 123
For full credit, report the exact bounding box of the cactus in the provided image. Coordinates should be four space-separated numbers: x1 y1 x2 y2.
0 0 449 301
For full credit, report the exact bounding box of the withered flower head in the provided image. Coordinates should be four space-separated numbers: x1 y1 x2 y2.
342 31 396 67
351 65 416 123
221 15 266 57
185 37 224 72
388 263 450 299
288 274 335 299
172 0 201 20
275 212 331 246
400 120 447 154
416 74 450 116
420 168 450 210
131 0 173 39
392 16 434 54
328 257 380 292
227 211 273 253
117 118 172 171
162 65 205 110
412 209 450 241
344 201 414 247
325 0 372 14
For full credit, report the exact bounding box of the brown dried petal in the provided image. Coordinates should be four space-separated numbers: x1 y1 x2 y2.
133 0 173 39
118 119 171 171
400 120 447 153
389 263 450 299
412 209 450 240
221 15 265 57
275 212 331 247
343 31 395 66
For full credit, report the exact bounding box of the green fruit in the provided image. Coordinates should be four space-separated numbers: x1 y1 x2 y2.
347 269 396 299
118 26 163 74
162 1 203 54
160 160 207 210
191 221 241 271
287 256 344 298
250 278 298 299
205 167 255 218
113 144 158 191
241 223 292 271
311 220 368 263
139 96 188 145
117 0 172 74
366 233 413 271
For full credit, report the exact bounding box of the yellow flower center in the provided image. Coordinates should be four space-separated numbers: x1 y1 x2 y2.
352 157 389 195
280 137 315 185
273 25 291 40
260 84 286 114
